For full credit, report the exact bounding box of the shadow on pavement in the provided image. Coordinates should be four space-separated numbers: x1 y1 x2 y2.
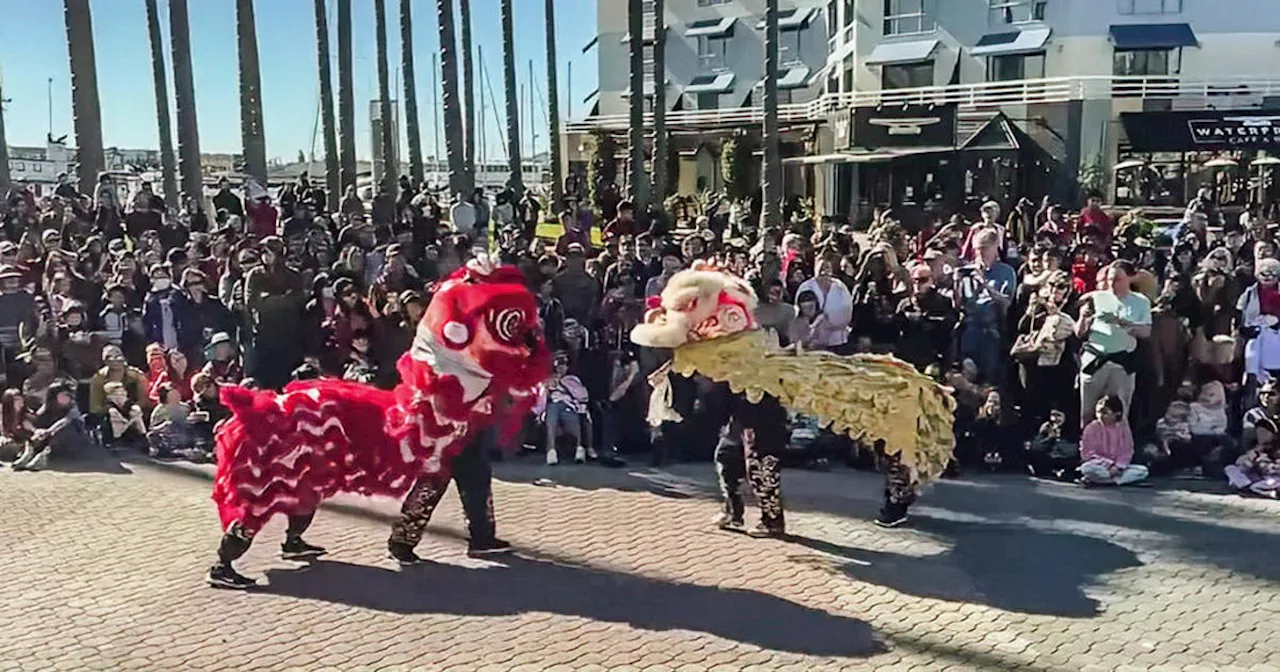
40 453 133 475
786 516 1144 618
260 555 885 658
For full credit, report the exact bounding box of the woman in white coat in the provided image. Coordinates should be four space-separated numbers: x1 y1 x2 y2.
1236 257 1280 384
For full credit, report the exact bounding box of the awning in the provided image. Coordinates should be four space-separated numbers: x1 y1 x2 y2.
756 8 814 31
970 28 1051 56
865 39 939 65
782 147 953 165
685 17 736 38
752 67 811 90
1109 23 1197 50
684 73 735 94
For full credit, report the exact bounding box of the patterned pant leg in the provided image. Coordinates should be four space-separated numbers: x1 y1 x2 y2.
389 475 450 549
745 428 785 531
713 438 746 522
217 521 257 566
875 441 918 509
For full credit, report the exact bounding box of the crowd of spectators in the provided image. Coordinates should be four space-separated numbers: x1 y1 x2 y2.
1 171 1277 499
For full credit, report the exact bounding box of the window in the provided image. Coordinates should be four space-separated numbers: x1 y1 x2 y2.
988 52 1045 81
685 92 721 110
696 0 731 6
697 34 731 70
844 0 855 29
883 0 935 35
988 0 1047 24
780 28 803 66
1118 0 1181 13
843 55 855 92
882 61 934 89
1113 48 1180 75
828 0 838 38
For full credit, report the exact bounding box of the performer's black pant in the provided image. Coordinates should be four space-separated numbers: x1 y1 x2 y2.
714 428 784 531
874 440 917 519
216 512 314 566
389 437 495 549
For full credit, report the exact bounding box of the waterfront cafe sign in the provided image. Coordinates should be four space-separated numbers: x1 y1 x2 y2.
1121 109 1280 152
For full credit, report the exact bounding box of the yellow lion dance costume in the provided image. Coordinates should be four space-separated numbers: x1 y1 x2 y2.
632 262 955 527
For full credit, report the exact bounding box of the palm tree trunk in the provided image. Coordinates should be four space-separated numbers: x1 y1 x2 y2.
626 0 648 213
373 0 398 195
500 0 523 194
315 0 340 211
236 0 268 188
459 0 476 193
651 0 668 203
436 0 466 196
761 0 782 229
400 0 424 187
169 0 203 208
0 84 11 195
64 0 105 195
544 0 564 209
337 0 357 191
144 0 178 205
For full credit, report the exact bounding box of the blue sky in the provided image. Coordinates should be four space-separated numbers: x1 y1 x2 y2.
0 0 599 163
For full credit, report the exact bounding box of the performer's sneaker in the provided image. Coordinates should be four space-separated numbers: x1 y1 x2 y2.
207 564 257 590
714 513 744 531
746 524 787 539
388 541 424 566
281 538 328 561
874 510 910 529
467 538 513 557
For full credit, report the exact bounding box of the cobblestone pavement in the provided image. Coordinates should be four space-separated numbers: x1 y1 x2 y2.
1 453 1278 672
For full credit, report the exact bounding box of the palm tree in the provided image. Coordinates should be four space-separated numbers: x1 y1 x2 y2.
0 81 11 195
436 0 466 196
63 0 105 195
625 0 647 213
144 0 178 205
337 0 357 191
459 0 476 193
500 0 522 194
400 0 424 187
315 0 340 210
544 0 563 208
373 0 398 194
651 0 668 203
761 0 782 229
169 0 203 206
236 0 268 187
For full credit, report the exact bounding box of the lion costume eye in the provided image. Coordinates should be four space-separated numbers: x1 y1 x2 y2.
490 308 527 344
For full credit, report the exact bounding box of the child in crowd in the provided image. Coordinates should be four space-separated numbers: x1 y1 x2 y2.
1188 380 1234 475
147 381 199 460
101 381 146 451
1079 395 1149 486
1225 416 1280 498
342 330 378 384
1026 409 1079 481
189 373 229 457
0 388 35 463
542 352 589 465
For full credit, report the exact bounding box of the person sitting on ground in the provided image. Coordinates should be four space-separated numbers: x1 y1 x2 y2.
1026 409 1080 481
100 381 146 452
541 352 589 465
1225 415 1280 498
1079 395 1149 486
0 388 35 463
13 380 94 472
1188 380 1235 476
189 373 227 458
89 344 150 418
342 329 378 384
147 381 198 461
200 332 243 386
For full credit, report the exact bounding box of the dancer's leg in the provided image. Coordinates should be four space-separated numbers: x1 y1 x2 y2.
713 435 746 529
208 522 259 589
387 475 449 564
745 428 786 537
453 438 509 556
875 441 917 528
281 511 327 559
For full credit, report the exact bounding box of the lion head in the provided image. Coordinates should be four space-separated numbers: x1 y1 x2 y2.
630 261 759 349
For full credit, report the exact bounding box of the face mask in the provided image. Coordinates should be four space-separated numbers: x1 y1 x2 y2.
152 278 172 291
322 287 336 300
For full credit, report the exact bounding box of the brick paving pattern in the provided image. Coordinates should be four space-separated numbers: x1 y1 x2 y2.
1 454 1278 671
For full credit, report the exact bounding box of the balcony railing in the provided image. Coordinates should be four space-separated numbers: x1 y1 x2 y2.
564 75 1280 133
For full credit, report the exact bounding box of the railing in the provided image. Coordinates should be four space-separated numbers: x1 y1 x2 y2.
564 75 1280 133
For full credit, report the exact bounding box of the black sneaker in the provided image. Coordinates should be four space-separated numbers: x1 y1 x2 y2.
207 564 257 590
874 509 909 529
466 538 513 557
281 538 327 561
714 513 744 531
388 540 424 566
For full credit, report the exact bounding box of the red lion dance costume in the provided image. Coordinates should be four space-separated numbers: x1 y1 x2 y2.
207 258 550 589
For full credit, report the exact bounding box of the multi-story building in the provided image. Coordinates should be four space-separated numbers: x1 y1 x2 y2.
570 0 1280 220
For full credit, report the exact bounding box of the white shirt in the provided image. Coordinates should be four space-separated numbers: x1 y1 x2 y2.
449 201 476 235
794 276 853 347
